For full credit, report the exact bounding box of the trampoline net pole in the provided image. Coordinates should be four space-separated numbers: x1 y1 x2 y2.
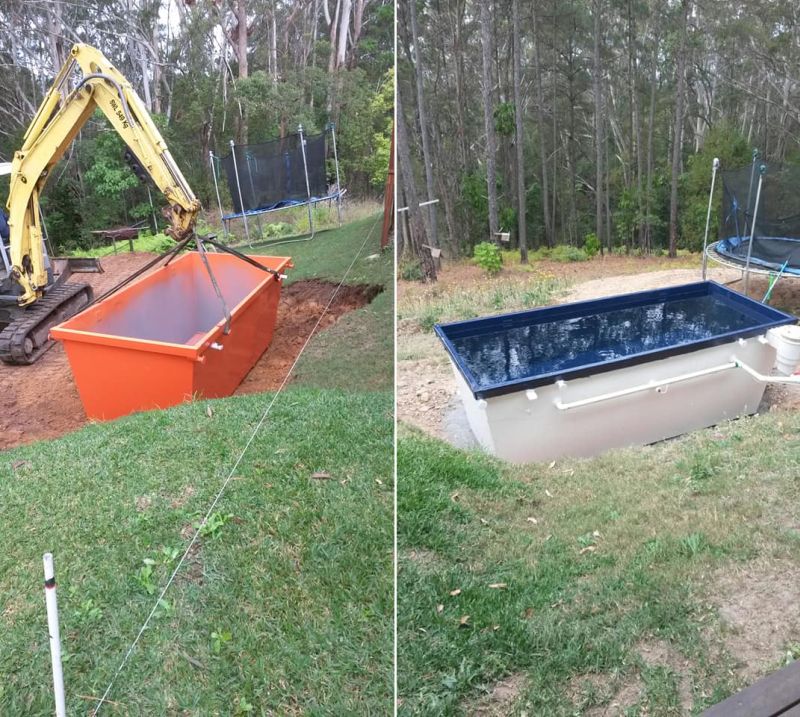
245 151 264 239
330 122 343 226
743 165 766 296
229 139 252 246
743 149 759 239
298 124 314 238
209 151 229 240
702 158 719 281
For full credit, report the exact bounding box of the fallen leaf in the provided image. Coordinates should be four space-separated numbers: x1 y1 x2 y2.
488 582 507 590
579 545 597 555
449 588 462 597
436 604 444 614
311 471 331 480
523 607 535 619
458 615 471 628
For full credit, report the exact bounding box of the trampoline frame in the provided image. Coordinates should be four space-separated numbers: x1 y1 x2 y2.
701 154 800 298
209 123 343 247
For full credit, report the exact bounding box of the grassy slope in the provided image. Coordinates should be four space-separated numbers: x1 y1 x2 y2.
278 215 394 392
0 213 393 715
397 413 800 715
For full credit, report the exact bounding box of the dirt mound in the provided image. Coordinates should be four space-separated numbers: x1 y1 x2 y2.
0 255 380 451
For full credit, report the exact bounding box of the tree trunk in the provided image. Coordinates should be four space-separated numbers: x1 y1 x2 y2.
668 0 690 258
336 0 352 69
235 0 249 143
512 0 527 262
408 0 438 249
397 91 437 281
479 0 499 239
592 0 605 252
532 7 551 247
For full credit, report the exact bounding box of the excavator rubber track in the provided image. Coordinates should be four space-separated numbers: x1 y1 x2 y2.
0 282 93 365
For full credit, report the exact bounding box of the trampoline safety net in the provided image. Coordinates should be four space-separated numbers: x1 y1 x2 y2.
219 131 328 214
717 162 800 273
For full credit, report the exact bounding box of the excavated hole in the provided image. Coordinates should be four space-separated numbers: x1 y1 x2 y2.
0 254 382 450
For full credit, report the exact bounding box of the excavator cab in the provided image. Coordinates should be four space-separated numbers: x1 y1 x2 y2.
0 161 101 363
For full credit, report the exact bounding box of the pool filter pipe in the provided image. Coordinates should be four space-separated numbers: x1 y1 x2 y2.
43 553 66 717
701 157 720 280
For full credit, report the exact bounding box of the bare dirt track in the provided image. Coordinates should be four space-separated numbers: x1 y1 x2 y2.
0 253 379 451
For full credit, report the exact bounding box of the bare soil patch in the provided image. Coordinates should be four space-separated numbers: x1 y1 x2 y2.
569 671 643 716
467 673 527 716
636 639 693 712
0 254 380 451
711 560 800 681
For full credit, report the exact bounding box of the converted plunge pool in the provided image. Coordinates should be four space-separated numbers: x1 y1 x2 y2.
435 281 796 463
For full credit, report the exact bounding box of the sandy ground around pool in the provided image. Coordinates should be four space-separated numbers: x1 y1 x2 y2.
397 266 800 445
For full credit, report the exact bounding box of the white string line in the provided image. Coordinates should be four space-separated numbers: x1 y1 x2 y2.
92 216 381 715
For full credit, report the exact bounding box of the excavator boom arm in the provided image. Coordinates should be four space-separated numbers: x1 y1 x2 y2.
6 43 200 305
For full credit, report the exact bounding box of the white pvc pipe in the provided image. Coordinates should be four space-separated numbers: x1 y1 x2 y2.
554 362 738 411
701 158 719 280
397 198 439 213
43 553 66 717
734 358 800 384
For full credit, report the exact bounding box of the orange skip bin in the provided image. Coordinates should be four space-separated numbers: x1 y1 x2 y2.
50 251 292 420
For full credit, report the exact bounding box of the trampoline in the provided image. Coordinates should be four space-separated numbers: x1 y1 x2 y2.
210 123 343 245
703 157 800 295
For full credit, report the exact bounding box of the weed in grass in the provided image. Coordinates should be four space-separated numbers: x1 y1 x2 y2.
194 511 233 539
211 629 233 654
136 559 158 595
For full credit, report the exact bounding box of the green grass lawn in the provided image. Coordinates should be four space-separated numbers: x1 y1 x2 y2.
397 413 800 715
1 214 393 715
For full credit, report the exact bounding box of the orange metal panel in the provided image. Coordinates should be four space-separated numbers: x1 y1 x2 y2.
51 251 291 420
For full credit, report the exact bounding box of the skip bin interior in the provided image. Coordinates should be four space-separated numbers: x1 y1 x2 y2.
436 281 797 399
51 251 291 420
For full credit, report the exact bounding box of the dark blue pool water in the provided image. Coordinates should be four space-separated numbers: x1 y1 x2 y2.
436 282 796 398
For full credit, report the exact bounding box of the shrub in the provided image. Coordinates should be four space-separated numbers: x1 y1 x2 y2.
583 233 601 257
550 245 589 262
473 241 503 274
399 260 423 281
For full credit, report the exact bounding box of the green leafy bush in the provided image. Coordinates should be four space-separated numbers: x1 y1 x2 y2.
473 241 503 274
583 233 601 257
550 245 589 262
399 260 423 281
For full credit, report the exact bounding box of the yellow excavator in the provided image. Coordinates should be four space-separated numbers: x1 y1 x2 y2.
1 43 201 364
